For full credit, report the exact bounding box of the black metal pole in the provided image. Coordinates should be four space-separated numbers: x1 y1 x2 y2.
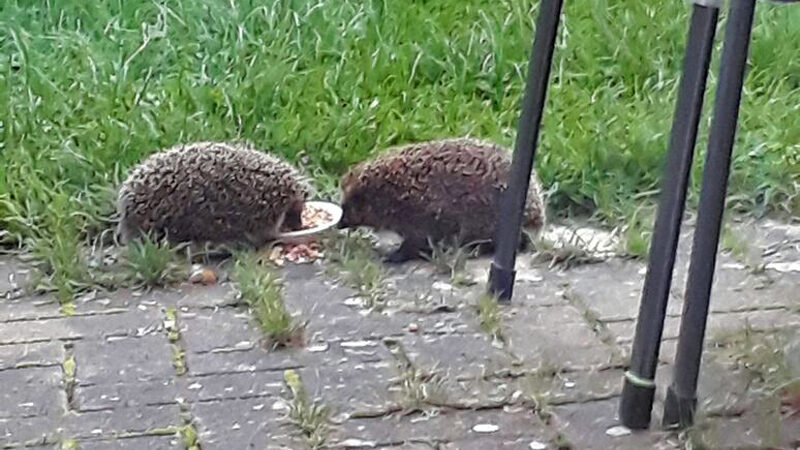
663 0 757 429
619 2 720 430
488 0 563 302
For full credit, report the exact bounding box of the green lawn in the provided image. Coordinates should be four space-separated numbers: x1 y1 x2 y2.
1 1 799 249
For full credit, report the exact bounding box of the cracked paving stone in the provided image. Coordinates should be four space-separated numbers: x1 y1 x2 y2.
184 347 303 377
506 330 618 371
0 295 61 323
71 287 186 314
184 338 391 378
74 335 176 385
0 414 59 444
552 398 675 450
74 379 178 411
694 409 800 449
604 317 681 345
609 308 800 350
328 408 551 447
190 397 302 450
0 341 64 371
505 304 591 328
396 333 513 379
301 361 395 414
0 366 64 418
180 307 263 354
58 404 182 440
75 435 182 449
0 309 163 345
441 435 555 450
449 368 624 412
176 282 239 309
507 270 577 307
653 354 762 415
180 371 285 403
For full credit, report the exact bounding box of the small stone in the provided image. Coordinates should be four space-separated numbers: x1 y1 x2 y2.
341 340 376 348
344 297 362 307
408 323 419 333
338 438 377 448
564 381 576 388
137 305 147 311
605 425 632 437
432 281 453 291
472 423 499 433
187 382 202 390
272 400 288 411
767 261 800 273
307 343 329 353
529 441 547 450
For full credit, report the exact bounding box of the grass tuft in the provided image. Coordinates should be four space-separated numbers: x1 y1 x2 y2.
123 236 187 287
231 252 304 348
283 369 330 449
424 239 476 286
477 293 505 343
324 231 387 309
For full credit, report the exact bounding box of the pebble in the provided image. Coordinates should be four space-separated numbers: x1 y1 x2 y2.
605 425 632 437
472 423 499 433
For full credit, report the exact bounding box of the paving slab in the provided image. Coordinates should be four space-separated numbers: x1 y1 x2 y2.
189 397 301 450
75 435 182 449
73 335 175 385
0 366 64 419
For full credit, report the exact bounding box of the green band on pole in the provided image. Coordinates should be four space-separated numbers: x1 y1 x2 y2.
624 371 656 388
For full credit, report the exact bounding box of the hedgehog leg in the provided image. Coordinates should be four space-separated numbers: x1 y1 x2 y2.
384 238 427 264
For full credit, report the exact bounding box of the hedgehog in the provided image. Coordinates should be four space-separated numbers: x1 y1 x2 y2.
338 137 546 263
116 141 310 247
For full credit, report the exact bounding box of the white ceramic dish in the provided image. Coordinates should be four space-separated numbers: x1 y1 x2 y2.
276 201 342 242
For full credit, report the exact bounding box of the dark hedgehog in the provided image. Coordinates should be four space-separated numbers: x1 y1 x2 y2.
117 141 309 247
339 138 546 262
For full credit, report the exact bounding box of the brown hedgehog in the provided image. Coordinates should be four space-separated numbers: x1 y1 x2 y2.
117 141 309 247
339 138 546 262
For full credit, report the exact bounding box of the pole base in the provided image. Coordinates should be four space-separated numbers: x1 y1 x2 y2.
662 385 697 429
619 375 656 429
487 262 515 303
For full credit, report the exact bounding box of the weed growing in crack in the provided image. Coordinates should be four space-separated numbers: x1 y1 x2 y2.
324 231 387 309
711 325 795 389
477 294 505 343
123 235 188 287
532 230 605 270
60 439 79 450
232 252 304 348
424 238 476 286
523 361 561 423
164 307 186 375
721 225 749 262
62 350 76 408
283 369 330 449
383 337 448 411
178 423 200 450
618 206 654 259
710 324 800 445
